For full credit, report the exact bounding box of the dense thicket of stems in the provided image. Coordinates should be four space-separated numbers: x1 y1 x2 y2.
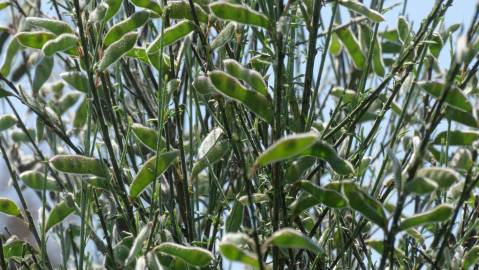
0 0 478 269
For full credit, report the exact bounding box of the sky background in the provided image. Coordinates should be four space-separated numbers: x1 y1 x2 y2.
0 0 475 268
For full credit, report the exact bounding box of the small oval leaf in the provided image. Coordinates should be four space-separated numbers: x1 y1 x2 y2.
19 171 61 191
60 71 89 93
433 130 479 146
155 242 214 267
399 204 454 231
223 59 268 96
131 123 163 151
417 81 472 112
98 32 138 71
208 70 273 123
103 11 150 47
148 20 195 53
26 17 73 35
42 33 79 56
210 2 270 29
50 155 109 178
336 27 365 70
416 167 460 189
339 0 385 23
167 1 209 23
297 180 347 208
0 198 21 218
15 31 55 49
342 182 387 229
301 141 354 175
254 133 318 167
463 246 479 270
131 0 163 15
0 114 17 132
267 228 322 254
45 201 75 232
129 151 179 198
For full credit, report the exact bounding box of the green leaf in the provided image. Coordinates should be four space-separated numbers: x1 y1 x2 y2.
131 123 163 151
126 223 152 265
399 204 454 231
210 2 270 29
339 0 385 23
192 75 216 95
342 182 387 229
463 246 479 270
219 234 260 269
289 193 320 220
60 71 89 93
32 56 54 94
103 11 150 47
301 141 355 175
49 155 109 178
365 239 406 261
208 70 273 123
224 59 268 96
147 20 195 53
226 200 244 232
126 47 150 64
0 38 21 76
0 198 22 218
406 176 438 195
129 150 179 198
336 27 365 70
329 33 343 56
198 127 224 159
42 33 79 56
0 1 9 11
331 87 358 103
192 140 230 177
89 3 109 23
254 133 318 167
131 0 163 16
297 180 347 208
429 32 443 58
266 228 322 254
19 170 61 191
211 22 236 50
397 16 410 43
166 1 209 23
11 129 35 143
98 32 138 71
15 31 56 49
416 167 460 189
238 193 269 205
58 92 82 114
285 157 315 182
3 237 30 261
45 201 75 232
417 81 472 112
451 148 473 172
154 242 214 267
359 24 385 77
0 114 17 132
104 0 122 22
25 17 73 35
444 106 478 128
73 99 88 129
433 130 479 146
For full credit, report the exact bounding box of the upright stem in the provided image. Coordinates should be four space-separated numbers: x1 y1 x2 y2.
272 1 285 268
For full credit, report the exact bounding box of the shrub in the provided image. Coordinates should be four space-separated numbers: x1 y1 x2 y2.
0 0 478 269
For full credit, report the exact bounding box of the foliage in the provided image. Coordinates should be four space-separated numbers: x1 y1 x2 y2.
0 0 478 269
